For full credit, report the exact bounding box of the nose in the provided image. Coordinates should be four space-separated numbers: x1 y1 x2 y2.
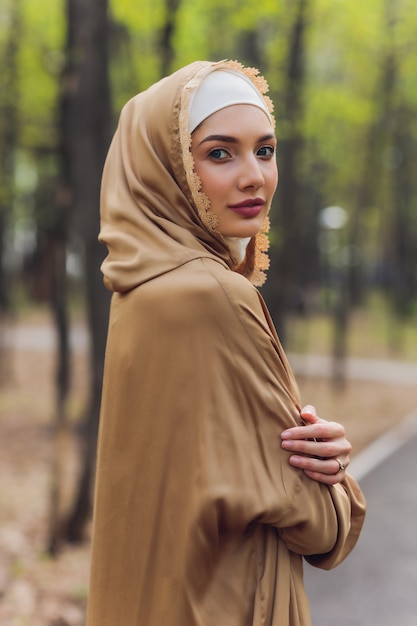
238 154 265 190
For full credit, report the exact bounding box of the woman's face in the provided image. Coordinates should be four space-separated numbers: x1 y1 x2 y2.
191 104 278 239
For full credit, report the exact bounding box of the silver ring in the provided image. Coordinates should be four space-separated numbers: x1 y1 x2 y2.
335 458 346 472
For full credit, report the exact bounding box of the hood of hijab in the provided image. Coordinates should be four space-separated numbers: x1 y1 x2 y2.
99 60 274 293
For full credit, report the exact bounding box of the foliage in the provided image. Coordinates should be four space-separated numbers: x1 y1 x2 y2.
0 0 417 317
18 0 64 150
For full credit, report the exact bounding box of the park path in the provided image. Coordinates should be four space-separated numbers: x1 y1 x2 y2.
288 352 417 387
305 409 417 626
289 349 417 624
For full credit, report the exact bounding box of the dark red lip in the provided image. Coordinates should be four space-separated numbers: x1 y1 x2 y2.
228 198 265 217
229 197 265 209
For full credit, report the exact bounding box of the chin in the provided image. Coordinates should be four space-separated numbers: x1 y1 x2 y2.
222 230 258 239
237 230 260 239
227 220 264 239
220 216 265 239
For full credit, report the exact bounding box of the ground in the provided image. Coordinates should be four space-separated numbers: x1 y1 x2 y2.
0 316 416 625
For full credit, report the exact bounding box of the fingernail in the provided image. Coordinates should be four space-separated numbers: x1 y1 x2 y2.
301 404 315 415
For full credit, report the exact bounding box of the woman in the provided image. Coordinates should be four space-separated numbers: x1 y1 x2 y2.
86 60 366 626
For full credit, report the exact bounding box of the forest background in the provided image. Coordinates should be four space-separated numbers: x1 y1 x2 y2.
0 0 417 623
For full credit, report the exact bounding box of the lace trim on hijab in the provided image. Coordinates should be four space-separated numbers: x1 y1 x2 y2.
180 65 218 231
179 60 275 287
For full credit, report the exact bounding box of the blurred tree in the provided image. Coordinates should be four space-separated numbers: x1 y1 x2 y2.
265 0 312 341
56 0 112 546
0 0 20 385
37 177 70 554
0 0 20 314
159 0 182 76
379 0 416 324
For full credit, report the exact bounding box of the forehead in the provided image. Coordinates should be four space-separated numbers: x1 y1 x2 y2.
194 104 274 137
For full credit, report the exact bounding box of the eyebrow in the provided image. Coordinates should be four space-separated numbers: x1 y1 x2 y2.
196 133 276 147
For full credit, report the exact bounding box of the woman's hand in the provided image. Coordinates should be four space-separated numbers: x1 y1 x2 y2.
281 405 352 485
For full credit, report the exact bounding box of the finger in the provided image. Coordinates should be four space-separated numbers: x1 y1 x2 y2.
299 421 346 441
282 437 350 458
281 419 330 441
301 404 317 416
281 426 315 440
300 405 318 424
288 454 349 475
303 469 346 486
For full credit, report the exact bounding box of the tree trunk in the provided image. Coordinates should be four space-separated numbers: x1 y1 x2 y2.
0 0 20 383
376 1 414 347
389 109 414 320
60 0 112 544
45 232 71 554
264 0 311 342
0 0 20 310
159 0 182 77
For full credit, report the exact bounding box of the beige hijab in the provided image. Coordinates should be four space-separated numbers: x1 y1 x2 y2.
99 60 274 292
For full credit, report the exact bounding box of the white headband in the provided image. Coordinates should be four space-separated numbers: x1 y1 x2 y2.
188 69 272 133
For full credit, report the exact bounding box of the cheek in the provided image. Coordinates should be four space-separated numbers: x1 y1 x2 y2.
269 165 278 194
197 166 226 200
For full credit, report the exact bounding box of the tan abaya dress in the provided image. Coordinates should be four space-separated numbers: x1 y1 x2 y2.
86 60 366 626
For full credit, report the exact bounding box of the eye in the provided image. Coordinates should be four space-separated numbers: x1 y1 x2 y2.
257 145 275 158
209 148 230 160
